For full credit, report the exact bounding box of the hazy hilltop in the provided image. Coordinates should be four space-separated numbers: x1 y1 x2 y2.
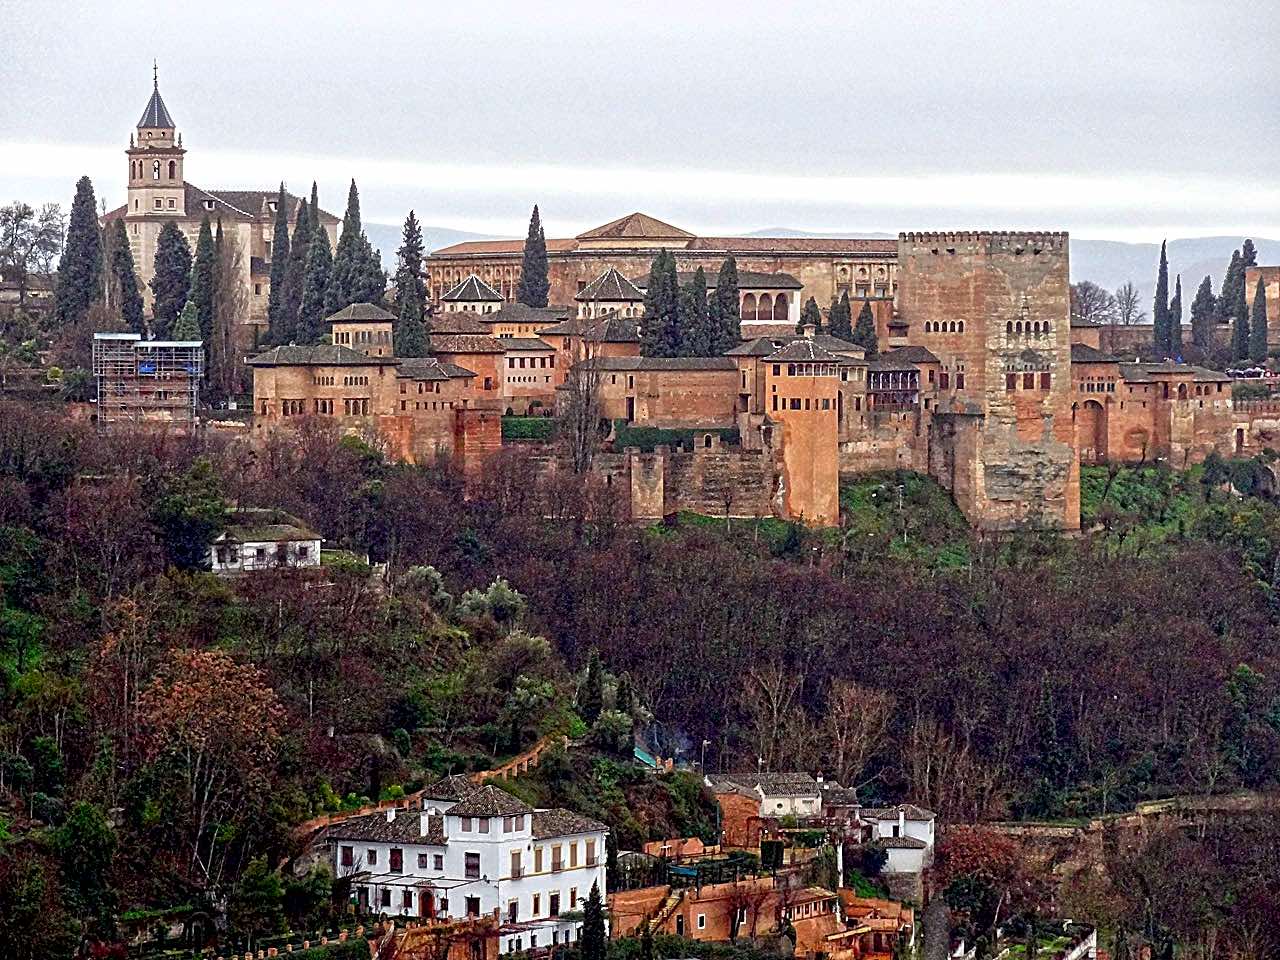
365 222 1277 309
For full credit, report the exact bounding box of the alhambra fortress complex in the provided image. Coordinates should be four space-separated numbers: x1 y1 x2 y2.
102 80 1280 532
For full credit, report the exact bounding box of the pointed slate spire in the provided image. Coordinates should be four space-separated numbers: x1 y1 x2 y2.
138 61 176 129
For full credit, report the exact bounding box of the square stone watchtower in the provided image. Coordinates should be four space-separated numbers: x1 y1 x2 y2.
899 231 1079 531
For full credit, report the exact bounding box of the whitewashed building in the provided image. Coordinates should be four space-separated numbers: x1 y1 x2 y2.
327 780 608 955
704 772 824 818
209 510 321 574
860 803 936 874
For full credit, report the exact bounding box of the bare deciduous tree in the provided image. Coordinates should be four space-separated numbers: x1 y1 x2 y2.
559 321 605 473
1115 281 1145 325
0 201 64 303
823 680 894 790
1070 280 1118 325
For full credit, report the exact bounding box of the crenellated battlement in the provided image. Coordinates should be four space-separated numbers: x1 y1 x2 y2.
898 231 1069 255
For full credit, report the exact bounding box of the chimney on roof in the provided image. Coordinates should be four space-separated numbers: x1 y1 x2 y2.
386 807 396 823
802 322 817 339
897 808 905 835
421 811 431 835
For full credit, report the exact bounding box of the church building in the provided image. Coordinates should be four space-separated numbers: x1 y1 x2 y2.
104 69 340 343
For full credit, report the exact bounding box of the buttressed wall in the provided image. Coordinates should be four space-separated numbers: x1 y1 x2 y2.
900 232 1079 531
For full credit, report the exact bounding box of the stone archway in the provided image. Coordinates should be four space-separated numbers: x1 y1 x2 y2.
1078 399 1107 464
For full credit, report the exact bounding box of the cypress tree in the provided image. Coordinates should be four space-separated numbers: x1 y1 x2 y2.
1190 275 1216 349
327 179 363 313
1242 238 1258 269
109 218 145 334
150 220 192 339
54 176 103 326
829 292 854 340
640 250 680 357
309 181 320 231
516 204 550 307
297 227 332 344
706 256 741 354
1251 276 1270 363
798 296 822 334
1219 250 1242 328
278 200 312 343
1232 267 1251 361
578 649 604 724
266 183 291 342
582 883 606 960
354 236 385 305
679 266 709 355
852 300 879 358
172 301 201 341
1153 240 1170 355
393 210 428 353
1169 274 1183 359
188 216 216 342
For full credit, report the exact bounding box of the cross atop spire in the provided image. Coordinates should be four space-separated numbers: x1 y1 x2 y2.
138 63 176 130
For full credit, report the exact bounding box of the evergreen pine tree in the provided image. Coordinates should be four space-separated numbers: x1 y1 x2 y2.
297 227 332 344
109 218 145 334
54 176 103 326
1153 240 1170 355
798 296 822 334
1168 274 1182 359
679 266 709 355
829 292 854 340
150 220 192 339
581 883 606 960
1190 275 1216 349
278 200 312 343
640 251 680 357
705 256 741 354
852 300 879 358
1250 276 1270 363
516 204 550 307
578 649 604 724
266 183 291 342
188 216 216 342
172 301 201 341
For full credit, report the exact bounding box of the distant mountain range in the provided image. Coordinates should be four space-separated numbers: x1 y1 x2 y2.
365 222 1277 311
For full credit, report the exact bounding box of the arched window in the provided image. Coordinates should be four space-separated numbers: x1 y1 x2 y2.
152 159 161 181
742 293 757 324
168 160 176 179
1015 321 1023 334
1006 321 1013 334
703 434 713 448
773 293 788 324
958 321 965 333
759 293 773 322
948 320 956 332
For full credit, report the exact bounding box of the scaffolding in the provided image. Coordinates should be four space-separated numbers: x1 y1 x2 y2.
92 333 204 425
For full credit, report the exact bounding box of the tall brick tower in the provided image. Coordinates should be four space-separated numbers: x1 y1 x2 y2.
899 231 1079 531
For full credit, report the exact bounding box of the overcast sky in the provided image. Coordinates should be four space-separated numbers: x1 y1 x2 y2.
1 0 1276 243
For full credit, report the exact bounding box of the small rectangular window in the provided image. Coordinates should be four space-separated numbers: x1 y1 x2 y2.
341 846 354 867
465 852 480 879
1040 371 1051 390
1005 372 1017 391
1023 372 1035 389
367 849 378 865
434 854 444 870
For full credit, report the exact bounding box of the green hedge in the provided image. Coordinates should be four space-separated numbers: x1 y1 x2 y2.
613 420 739 452
502 416 556 441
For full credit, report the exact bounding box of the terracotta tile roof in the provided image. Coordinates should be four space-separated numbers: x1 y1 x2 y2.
328 302 395 323
877 835 927 849
881 345 940 365
446 785 532 817
576 212 694 241
396 357 452 381
182 186 338 225
326 810 446 844
246 344 395 367
501 337 554 352
740 323 799 340
430 239 578 257
765 340 844 363
1070 343 1117 363
442 274 503 302
577 267 645 302
215 509 319 543
689 237 897 255
531 808 608 839
582 356 737 372
420 774 481 802
431 312 492 335
728 334 862 357
488 303 573 322
430 334 506 354
538 315 640 343
860 803 936 821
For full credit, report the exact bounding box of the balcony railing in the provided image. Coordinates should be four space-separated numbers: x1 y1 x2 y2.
586 856 599 867
551 860 564 873
510 867 525 879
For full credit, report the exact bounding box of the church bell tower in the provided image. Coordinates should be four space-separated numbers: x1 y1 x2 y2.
126 63 186 219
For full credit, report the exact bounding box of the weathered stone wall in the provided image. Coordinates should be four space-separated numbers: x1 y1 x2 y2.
839 410 928 473
899 231 1079 530
661 443 777 518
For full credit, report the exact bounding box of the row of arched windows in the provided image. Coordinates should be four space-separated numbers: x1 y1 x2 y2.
923 320 965 334
742 293 789 324
132 159 177 181
1006 320 1053 335
343 375 369 386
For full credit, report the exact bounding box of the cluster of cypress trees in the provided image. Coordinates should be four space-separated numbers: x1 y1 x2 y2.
796 296 822 334
266 180 385 346
639 252 740 358
852 299 879 358
149 220 192 339
53 176 104 328
516 205 549 308
1158 239 1268 363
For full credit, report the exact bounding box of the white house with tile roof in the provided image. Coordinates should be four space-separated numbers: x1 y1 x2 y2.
326 782 608 955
